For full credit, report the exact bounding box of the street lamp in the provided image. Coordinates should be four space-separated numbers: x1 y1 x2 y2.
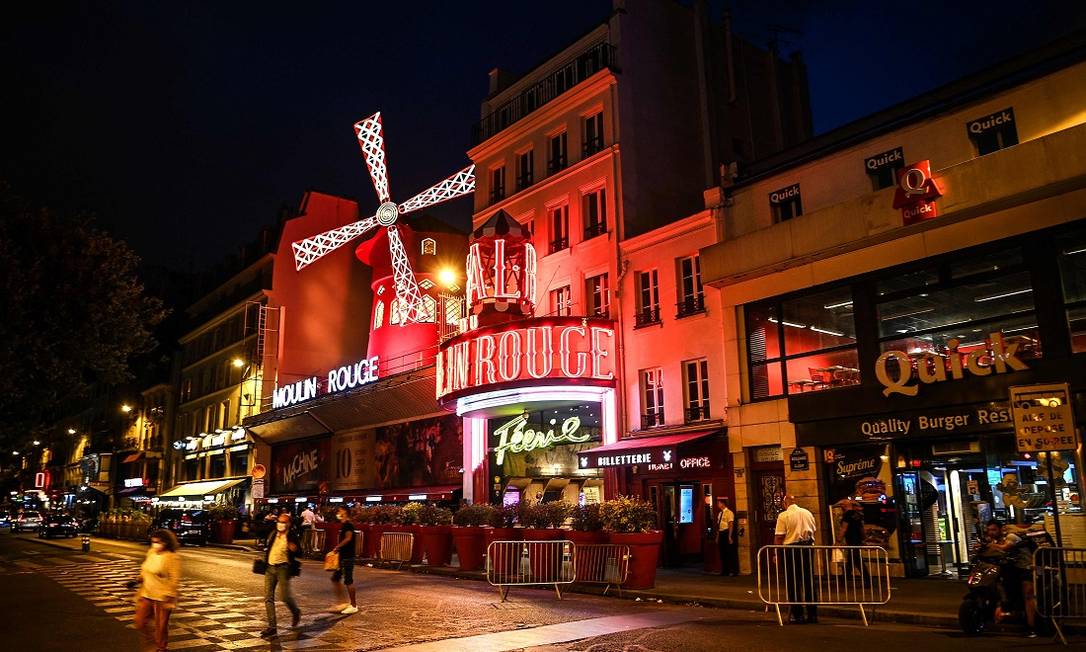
32 440 40 446
232 357 245 368
437 267 458 289
121 404 133 413
67 428 76 435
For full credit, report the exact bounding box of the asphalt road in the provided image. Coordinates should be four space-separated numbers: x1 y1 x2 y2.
0 531 1073 651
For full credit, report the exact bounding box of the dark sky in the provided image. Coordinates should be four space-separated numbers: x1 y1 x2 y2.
4 1 1084 273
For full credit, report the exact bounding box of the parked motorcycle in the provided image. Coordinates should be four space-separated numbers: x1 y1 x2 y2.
958 528 1053 635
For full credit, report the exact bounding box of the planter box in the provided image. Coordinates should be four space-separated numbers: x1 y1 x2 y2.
522 528 567 580
451 527 486 571
566 530 607 581
418 525 453 566
211 520 236 545
317 522 341 554
364 523 390 558
608 531 663 589
485 527 523 577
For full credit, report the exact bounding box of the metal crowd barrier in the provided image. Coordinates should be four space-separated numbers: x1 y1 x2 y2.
574 543 630 596
301 528 326 559
756 544 891 626
378 531 414 569
1034 546 1086 645
486 540 575 601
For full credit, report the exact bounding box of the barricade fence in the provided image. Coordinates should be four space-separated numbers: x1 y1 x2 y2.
574 543 631 596
486 540 575 601
301 528 326 560
756 544 892 626
379 532 414 569
1034 546 1086 645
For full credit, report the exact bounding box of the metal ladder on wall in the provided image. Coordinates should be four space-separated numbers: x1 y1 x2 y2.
243 301 282 414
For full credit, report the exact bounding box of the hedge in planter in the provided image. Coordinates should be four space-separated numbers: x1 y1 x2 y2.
451 504 496 571
363 504 402 559
207 504 240 544
416 504 454 566
393 503 425 563
600 495 663 589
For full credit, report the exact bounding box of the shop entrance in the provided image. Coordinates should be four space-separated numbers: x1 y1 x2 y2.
646 480 708 567
896 436 1081 578
748 447 787 556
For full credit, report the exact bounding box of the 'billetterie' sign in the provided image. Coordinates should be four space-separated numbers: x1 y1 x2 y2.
436 316 615 401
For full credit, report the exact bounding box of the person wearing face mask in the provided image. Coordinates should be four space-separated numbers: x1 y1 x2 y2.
130 529 181 652
261 513 302 638
329 506 358 615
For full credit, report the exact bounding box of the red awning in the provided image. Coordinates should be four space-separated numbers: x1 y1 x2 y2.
122 451 145 464
578 429 723 470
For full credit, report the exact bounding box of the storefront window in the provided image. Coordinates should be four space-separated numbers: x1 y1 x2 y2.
183 457 199 481
746 286 858 399
1057 227 1086 352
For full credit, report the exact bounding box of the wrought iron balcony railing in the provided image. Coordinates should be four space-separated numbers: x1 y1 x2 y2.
676 294 706 318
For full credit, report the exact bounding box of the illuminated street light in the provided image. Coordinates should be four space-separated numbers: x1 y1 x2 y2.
67 428 76 435
438 267 458 288
121 404 133 413
32 440 40 446
232 357 245 368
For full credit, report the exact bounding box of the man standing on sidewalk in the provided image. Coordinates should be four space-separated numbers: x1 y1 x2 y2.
715 497 737 576
774 495 817 624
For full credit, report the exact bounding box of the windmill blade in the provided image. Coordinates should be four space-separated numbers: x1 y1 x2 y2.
354 112 392 204
291 214 382 271
385 224 426 324
398 165 476 215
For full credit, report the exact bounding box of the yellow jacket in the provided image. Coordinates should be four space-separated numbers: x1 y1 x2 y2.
139 549 181 603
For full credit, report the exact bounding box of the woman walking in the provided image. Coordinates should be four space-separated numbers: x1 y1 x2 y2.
132 529 182 652
261 512 302 638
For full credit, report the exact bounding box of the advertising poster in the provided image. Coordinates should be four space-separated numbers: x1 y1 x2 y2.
332 429 377 491
374 414 462 489
271 437 331 494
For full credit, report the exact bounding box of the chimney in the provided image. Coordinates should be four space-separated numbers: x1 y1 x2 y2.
488 68 515 95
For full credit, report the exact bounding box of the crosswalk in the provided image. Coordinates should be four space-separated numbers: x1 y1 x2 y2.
0 549 131 574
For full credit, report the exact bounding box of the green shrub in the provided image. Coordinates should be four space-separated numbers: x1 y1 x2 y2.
206 503 240 522
369 504 402 524
453 503 497 527
417 503 453 526
398 501 424 525
491 503 518 528
600 495 657 533
570 503 603 531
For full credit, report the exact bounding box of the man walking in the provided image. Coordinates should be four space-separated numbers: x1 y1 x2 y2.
774 495 818 624
715 497 737 576
329 506 359 615
261 512 302 638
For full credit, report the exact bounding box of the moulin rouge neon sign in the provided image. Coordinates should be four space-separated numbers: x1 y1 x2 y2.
436 317 615 400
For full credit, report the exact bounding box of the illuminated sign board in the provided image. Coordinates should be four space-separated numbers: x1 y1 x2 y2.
1010 383 1077 453
272 355 379 409
437 316 615 402
875 332 1028 397
492 414 592 465
892 160 942 225
123 477 144 488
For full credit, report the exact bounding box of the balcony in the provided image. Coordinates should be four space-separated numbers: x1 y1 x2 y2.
641 411 665 429
685 404 711 423
633 307 661 328
676 294 706 318
583 137 604 157
549 237 569 254
516 173 533 191
583 221 607 240
472 42 618 144
590 306 610 319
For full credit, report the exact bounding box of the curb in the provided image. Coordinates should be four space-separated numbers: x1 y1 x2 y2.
207 542 259 552
363 560 960 628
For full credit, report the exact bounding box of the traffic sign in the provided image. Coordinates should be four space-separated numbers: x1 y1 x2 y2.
1010 383 1077 453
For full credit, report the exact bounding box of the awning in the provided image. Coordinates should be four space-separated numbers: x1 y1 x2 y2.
117 485 156 496
578 429 723 470
158 477 247 501
122 451 145 464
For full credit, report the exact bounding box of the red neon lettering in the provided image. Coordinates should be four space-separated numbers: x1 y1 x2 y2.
492 239 517 299
525 326 554 379
524 243 538 306
475 335 496 385
497 330 521 381
590 326 614 379
466 243 486 305
560 326 587 377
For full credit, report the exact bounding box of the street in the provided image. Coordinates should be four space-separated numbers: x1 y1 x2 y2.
0 533 1073 651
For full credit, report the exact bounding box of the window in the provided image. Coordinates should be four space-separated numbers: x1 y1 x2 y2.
373 301 385 329
220 400 230 428
586 273 610 318
444 296 463 325
229 448 249 477
676 255 705 317
550 285 572 317
746 286 859 399
182 457 199 482
180 378 192 403
1057 228 1086 352
582 188 607 239
640 368 664 428
864 147 904 191
583 111 603 156
967 107 1018 156
769 184 802 222
421 237 437 256
489 166 506 204
209 451 226 479
205 404 218 432
517 150 534 190
420 295 438 323
390 298 401 325
549 204 569 254
683 359 710 422
635 270 660 327
548 131 568 175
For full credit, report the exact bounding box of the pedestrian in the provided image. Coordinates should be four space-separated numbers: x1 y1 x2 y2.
131 529 181 652
839 500 870 587
329 506 358 615
773 495 818 624
982 519 1038 638
715 497 737 576
261 512 302 639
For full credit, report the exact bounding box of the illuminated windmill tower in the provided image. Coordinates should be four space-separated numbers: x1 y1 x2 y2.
465 209 538 328
291 112 473 369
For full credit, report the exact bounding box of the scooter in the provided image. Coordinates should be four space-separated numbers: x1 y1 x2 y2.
958 554 1017 635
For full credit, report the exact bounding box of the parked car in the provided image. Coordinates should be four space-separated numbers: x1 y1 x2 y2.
39 514 79 538
0 511 11 531
12 511 43 533
152 509 210 546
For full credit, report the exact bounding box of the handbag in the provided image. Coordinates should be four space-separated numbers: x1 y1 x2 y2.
323 549 340 571
252 558 267 575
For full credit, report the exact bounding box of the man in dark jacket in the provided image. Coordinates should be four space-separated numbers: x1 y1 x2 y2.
261 512 302 638
840 502 870 587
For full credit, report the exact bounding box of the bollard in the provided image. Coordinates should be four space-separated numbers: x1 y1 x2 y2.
81 535 90 553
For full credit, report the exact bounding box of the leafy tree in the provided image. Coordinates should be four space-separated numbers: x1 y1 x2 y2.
0 184 167 450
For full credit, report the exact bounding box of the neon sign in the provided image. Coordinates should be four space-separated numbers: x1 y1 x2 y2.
492 414 592 465
273 356 380 408
436 317 615 401
892 160 942 225
875 332 1028 397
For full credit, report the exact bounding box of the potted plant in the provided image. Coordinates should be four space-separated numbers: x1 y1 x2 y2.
518 501 571 541
451 503 496 571
393 502 425 563
207 503 240 544
567 503 606 544
350 505 376 558
366 504 401 559
601 495 662 589
416 504 454 567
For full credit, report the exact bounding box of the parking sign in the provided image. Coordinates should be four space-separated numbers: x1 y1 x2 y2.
1010 383 1077 453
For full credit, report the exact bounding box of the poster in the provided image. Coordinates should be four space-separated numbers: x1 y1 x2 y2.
374 414 462 489
332 429 376 491
271 437 331 494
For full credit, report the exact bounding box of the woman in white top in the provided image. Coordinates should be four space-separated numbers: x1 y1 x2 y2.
132 529 182 652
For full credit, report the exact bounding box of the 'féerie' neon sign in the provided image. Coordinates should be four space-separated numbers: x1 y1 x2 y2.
492 413 592 465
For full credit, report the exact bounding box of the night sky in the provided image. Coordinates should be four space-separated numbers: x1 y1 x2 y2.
4 1 1084 273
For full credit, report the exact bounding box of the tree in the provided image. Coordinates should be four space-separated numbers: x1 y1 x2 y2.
0 184 167 450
